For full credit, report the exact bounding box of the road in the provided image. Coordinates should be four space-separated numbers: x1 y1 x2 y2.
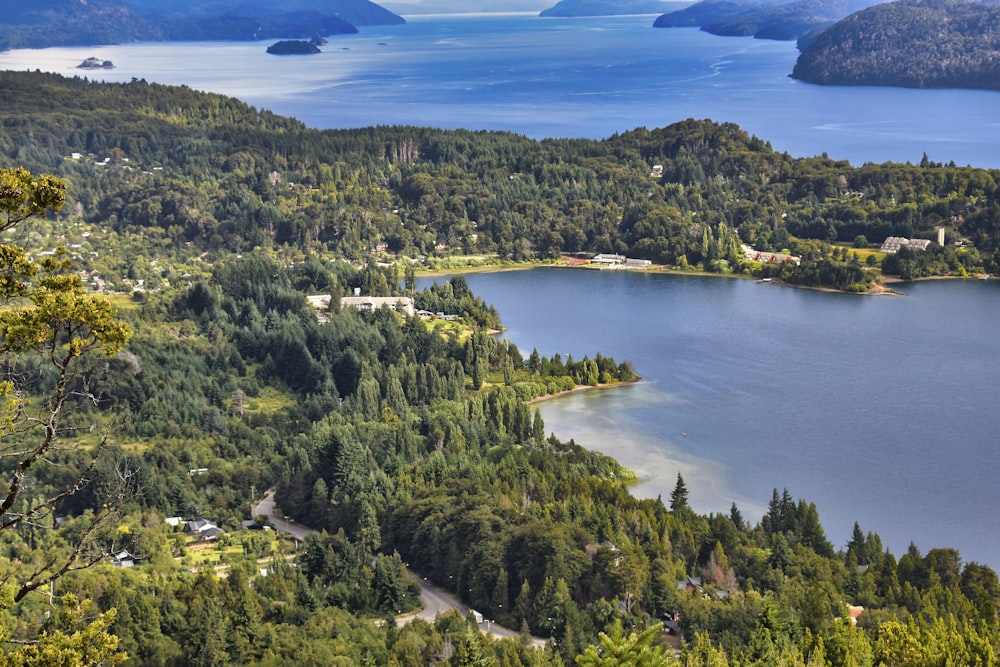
252 491 314 541
251 492 546 647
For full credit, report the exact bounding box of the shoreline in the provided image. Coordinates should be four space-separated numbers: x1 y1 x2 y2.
416 255 990 293
526 378 639 405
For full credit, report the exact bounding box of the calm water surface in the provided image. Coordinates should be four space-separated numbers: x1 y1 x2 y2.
2 14 999 166
421 270 1000 567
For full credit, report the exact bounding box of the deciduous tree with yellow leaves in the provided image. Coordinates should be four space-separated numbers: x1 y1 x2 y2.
0 167 131 664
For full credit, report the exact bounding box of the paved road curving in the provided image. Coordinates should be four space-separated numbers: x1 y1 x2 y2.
251 492 546 647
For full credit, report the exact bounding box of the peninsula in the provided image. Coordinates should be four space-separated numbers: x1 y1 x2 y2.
652 0 874 40
792 0 1000 90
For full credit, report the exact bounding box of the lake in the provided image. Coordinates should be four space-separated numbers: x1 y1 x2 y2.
420 269 1000 568
2 13 999 167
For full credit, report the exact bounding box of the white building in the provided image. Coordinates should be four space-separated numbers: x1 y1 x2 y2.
340 296 415 317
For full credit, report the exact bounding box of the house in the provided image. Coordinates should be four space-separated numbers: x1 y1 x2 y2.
661 612 681 635
111 550 137 568
590 253 626 266
677 575 703 592
741 244 802 265
340 295 415 317
185 518 225 541
880 236 932 254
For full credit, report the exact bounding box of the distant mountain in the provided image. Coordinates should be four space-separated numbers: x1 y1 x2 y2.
380 1 550 14
540 0 676 17
792 0 1000 89
653 0 874 40
126 0 404 27
0 0 401 49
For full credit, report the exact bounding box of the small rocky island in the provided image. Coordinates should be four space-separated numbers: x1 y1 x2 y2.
77 57 114 69
266 40 321 55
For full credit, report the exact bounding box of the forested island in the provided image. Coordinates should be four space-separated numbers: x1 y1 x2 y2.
77 57 115 70
267 40 322 55
791 0 1000 90
0 0 401 50
1 70 1000 664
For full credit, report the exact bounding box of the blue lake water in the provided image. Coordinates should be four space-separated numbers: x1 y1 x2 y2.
420 270 1000 568
2 13 999 167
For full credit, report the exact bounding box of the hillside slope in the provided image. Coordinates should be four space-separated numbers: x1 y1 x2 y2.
792 0 1000 89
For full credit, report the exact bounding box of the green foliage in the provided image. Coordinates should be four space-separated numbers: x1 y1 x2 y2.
575 620 673 666
793 0 1000 91
0 595 126 666
1 79 1000 667
4 71 1000 292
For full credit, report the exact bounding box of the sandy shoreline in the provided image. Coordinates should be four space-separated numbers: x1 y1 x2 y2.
526 379 639 405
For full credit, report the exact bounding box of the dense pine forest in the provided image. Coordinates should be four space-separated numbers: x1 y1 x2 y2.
1 71 999 665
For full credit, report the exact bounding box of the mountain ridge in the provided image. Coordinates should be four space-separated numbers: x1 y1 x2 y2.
539 0 678 17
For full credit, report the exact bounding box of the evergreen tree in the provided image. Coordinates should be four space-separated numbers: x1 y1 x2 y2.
670 473 690 513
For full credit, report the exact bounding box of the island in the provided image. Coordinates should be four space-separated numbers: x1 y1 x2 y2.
266 40 321 55
77 57 115 69
791 0 1000 90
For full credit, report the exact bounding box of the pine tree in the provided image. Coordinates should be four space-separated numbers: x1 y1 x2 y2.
670 473 689 513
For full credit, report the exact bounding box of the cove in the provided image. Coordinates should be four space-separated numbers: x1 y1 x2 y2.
420 269 1000 568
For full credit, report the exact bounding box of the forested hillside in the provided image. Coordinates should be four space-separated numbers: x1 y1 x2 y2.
652 0 874 40
0 0 402 49
3 71 1000 291
792 0 1000 90
1 72 1000 665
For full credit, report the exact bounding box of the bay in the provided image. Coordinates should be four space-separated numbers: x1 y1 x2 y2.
2 14 999 167
420 269 1000 568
